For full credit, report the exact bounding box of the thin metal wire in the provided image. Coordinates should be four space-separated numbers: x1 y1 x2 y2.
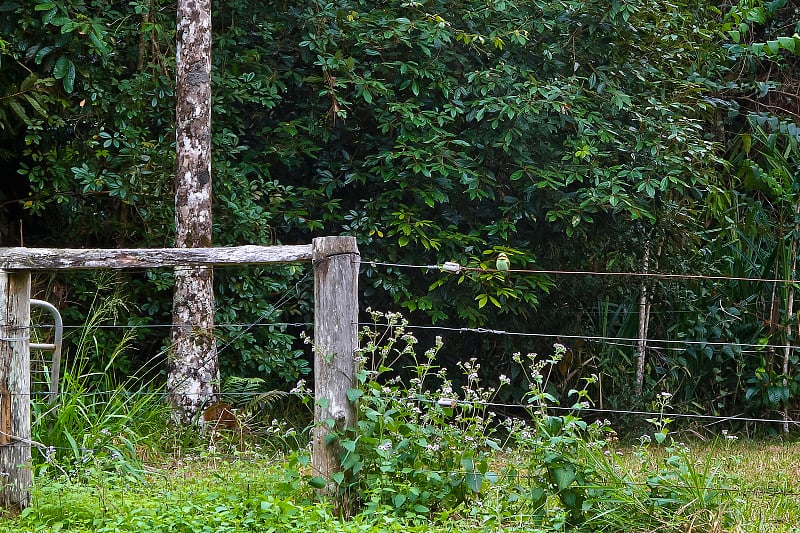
9 386 798 428
163 268 314 396
360 321 800 353
402 395 798 426
52 322 312 330
362 259 800 285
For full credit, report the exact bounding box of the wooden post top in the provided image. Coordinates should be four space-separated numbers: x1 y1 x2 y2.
311 236 359 260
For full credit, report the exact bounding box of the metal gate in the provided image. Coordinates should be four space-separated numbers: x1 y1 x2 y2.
30 299 62 404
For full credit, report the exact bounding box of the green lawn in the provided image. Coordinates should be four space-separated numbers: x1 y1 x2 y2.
2 439 800 532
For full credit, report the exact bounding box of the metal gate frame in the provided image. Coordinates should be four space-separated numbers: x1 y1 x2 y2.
30 299 62 403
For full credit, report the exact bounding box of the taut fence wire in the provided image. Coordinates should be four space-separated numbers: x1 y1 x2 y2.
7 252 800 514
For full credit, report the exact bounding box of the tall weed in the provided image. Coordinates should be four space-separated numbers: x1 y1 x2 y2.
325 310 742 531
31 289 169 480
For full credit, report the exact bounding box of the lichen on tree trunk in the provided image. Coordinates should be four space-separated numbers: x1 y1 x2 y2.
169 0 217 424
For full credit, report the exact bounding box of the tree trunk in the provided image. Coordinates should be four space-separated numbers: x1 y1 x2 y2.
168 0 217 424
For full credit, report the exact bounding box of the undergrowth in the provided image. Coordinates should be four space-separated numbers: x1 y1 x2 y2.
0 309 783 532
321 310 741 531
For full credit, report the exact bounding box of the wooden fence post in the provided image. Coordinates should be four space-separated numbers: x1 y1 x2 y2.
0 270 31 512
312 236 359 506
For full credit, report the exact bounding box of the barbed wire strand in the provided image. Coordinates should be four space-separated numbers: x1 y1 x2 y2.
17 319 799 355
22 266 315 407
163 268 314 398
358 321 799 353
6 386 799 429
362 260 800 285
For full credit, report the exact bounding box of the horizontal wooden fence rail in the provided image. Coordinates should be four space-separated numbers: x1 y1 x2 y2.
0 237 357 512
0 245 313 270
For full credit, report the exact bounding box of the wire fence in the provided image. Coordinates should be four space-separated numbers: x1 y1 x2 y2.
7 256 800 513
14 257 800 415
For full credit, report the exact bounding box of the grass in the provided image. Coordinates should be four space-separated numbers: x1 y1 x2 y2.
667 439 800 533
1 437 800 532
0 451 506 533
5 306 798 532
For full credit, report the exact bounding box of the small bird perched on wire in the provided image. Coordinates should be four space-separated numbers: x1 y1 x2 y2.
495 252 510 272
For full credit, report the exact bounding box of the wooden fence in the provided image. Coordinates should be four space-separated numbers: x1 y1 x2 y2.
0 236 359 511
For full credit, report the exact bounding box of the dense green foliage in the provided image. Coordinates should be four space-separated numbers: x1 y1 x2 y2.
1 0 800 421
329 314 737 530
4 324 746 532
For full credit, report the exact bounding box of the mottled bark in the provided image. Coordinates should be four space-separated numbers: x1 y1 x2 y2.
169 0 217 424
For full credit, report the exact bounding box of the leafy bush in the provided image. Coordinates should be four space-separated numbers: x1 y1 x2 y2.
330 310 504 516
324 311 740 530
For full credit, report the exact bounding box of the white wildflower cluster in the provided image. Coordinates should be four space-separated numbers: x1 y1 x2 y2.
81 448 94 464
290 379 310 395
426 442 440 452
263 418 298 441
401 333 418 345
44 445 56 464
721 429 738 441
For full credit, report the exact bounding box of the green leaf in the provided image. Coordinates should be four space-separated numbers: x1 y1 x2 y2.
766 40 780 54
393 494 407 508
62 60 75 93
34 46 53 65
778 36 795 52
465 472 483 493
346 388 363 402
8 100 29 122
24 94 48 118
308 476 327 489
551 464 576 491
53 55 71 79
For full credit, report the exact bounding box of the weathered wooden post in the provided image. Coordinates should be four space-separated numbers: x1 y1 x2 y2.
0 270 31 511
312 236 359 505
